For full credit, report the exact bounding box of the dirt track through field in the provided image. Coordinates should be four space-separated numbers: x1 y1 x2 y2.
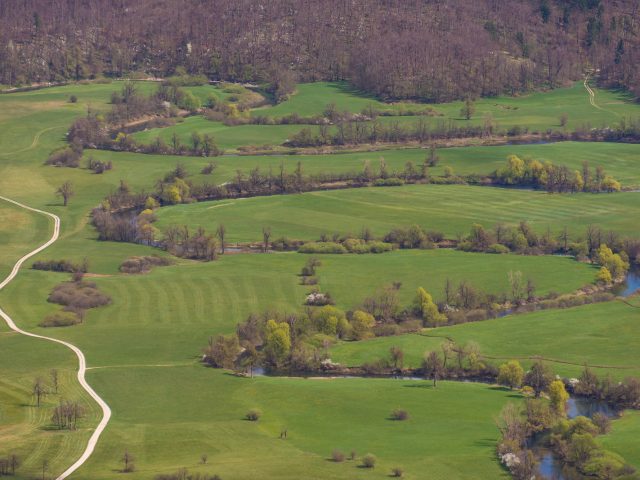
0 195 111 480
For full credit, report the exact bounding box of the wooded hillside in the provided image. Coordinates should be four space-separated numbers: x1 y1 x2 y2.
1 0 638 101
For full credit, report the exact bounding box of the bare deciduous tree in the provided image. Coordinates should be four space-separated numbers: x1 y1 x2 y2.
56 181 75 206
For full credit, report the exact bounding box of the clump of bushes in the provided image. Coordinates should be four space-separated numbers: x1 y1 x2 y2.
362 454 377 468
374 177 404 187
40 311 81 327
298 239 393 254
119 255 173 274
298 242 348 254
45 143 83 167
32 258 88 273
87 156 113 174
390 409 409 421
41 278 111 327
305 291 334 306
245 409 261 421
331 450 345 462
48 280 111 309
155 470 221 480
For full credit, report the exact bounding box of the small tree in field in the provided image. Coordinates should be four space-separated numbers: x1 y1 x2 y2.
56 181 75 206
460 97 475 120
216 224 226 254
122 450 135 473
50 369 59 394
262 226 271 253
497 360 524 390
423 351 444 387
33 377 46 407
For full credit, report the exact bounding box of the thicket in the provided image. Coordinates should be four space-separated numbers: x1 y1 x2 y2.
496 362 640 480
40 277 111 327
119 255 173 274
493 155 622 193
32 258 88 273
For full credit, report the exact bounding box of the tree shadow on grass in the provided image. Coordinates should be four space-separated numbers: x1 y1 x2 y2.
402 383 434 389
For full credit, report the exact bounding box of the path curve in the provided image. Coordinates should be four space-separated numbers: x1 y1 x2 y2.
0 125 65 157
583 75 619 117
0 195 111 480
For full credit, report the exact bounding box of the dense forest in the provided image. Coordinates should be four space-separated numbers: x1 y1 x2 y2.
0 0 638 101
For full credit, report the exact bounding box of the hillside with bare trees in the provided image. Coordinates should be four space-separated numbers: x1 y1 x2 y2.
1 0 639 101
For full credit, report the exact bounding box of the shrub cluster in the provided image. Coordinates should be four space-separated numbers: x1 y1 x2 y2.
32 258 88 273
119 255 173 274
41 279 111 327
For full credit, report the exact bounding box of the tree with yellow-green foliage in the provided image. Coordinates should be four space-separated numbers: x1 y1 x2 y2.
414 287 447 326
264 320 291 367
311 305 347 337
549 380 569 416
596 266 613 285
350 310 376 340
596 244 629 279
497 360 525 390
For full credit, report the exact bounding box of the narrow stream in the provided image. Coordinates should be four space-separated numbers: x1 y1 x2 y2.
534 397 619 480
613 269 640 298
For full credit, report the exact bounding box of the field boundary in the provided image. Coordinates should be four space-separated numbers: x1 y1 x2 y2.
0 195 111 480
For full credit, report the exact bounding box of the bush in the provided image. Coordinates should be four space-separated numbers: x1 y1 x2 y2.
591 412 611 434
332 450 345 462
362 454 377 468
119 256 173 274
298 242 348 254
40 311 80 327
374 177 404 187
487 243 510 254
48 280 111 309
391 467 404 477
45 146 82 167
390 409 409 421
245 409 261 421
32 259 88 273
69 95 78 103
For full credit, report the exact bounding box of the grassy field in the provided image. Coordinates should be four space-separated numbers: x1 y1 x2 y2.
330 300 640 379
88 140 640 192
77 370 519 479
0 328 100 479
601 411 640 469
314 249 596 307
2 249 549 478
0 250 595 367
438 141 640 189
255 81 638 130
131 116 303 151
1 79 640 479
0 201 51 278
132 81 640 152
155 184 640 243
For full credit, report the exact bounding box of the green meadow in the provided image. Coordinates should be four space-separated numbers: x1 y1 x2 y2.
312 249 596 307
1 78 639 478
329 300 640 379
155 184 640 242
132 80 640 152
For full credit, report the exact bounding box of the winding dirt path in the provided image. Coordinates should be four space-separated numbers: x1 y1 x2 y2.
0 195 111 480
0 125 65 157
